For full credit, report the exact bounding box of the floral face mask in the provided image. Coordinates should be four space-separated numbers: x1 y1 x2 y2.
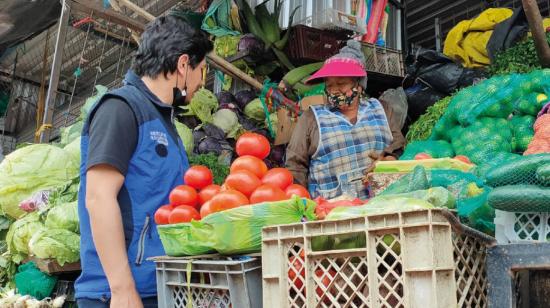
324 86 360 108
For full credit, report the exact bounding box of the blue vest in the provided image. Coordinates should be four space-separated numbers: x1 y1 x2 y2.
75 71 188 300
308 98 392 200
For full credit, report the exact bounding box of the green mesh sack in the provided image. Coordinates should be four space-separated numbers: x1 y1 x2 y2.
510 115 535 152
158 196 316 256
400 140 454 160
515 93 548 116
537 164 550 185
472 152 522 179
15 262 58 300
485 153 550 187
488 185 550 212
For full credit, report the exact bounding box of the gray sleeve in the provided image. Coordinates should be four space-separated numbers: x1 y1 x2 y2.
86 98 138 175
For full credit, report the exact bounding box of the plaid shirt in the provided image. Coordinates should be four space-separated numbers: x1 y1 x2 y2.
308 98 393 199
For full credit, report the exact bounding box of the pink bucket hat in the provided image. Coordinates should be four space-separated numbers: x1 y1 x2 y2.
306 40 368 86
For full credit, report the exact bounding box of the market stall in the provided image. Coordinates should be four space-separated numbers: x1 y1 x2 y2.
0 0 550 307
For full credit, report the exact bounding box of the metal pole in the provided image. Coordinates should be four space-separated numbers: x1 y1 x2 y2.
40 0 71 143
435 17 442 52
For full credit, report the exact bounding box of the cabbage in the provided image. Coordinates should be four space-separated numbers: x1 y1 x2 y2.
28 229 80 266
6 212 45 263
234 90 257 109
63 136 81 166
45 202 79 234
0 145 79 219
175 121 194 156
179 88 218 124
213 109 244 139
265 112 278 131
59 121 83 146
238 34 265 63
80 85 108 121
244 98 266 122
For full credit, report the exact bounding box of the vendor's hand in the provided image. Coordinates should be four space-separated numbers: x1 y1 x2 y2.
381 155 397 161
110 286 143 308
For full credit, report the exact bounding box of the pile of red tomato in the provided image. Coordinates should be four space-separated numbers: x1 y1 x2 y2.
155 133 311 225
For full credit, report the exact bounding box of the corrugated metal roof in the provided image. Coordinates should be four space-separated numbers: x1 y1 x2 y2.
406 0 550 49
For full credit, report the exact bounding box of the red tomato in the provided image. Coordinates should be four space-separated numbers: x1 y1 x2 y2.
168 205 200 224
261 168 294 190
250 184 288 204
230 155 268 179
169 185 199 209
414 153 432 160
209 190 250 213
224 170 262 197
454 155 472 164
288 250 306 291
184 166 213 190
236 132 271 159
200 201 215 219
285 184 311 199
315 269 336 299
198 184 221 205
154 205 173 225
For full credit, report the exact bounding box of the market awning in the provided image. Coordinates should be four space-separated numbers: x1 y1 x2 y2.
0 0 61 59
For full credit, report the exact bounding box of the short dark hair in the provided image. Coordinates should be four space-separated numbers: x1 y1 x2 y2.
132 15 213 78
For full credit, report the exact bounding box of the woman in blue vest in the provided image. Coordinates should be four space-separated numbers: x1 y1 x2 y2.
76 16 213 308
286 40 405 200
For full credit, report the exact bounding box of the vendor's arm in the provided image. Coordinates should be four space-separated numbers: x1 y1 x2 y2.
379 98 406 159
286 109 318 187
85 99 143 307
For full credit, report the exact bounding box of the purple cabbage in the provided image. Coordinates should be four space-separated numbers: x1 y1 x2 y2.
238 34 265 63
234 90 258 110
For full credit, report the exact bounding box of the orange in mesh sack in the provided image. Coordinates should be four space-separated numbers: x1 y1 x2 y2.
524 114 550 155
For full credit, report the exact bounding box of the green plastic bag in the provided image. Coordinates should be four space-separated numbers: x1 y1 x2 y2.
15 262 57 300
158 196 316 256
325 197 434 221
201 0 240 37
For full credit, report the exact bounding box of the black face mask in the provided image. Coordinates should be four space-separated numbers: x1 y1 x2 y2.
172 65 188 108
172 87 187 108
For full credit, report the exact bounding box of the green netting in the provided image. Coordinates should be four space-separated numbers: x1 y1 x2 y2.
488 185 550 212
403 70 550 183
515 92 548 116
510 115 535 152
158 196 316 256
400 140 454 160
485 153 550 187
380 167 494 233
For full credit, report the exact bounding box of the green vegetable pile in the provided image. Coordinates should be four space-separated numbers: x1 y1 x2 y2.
488 32 550 76
406 96 452 142
188 154 230 185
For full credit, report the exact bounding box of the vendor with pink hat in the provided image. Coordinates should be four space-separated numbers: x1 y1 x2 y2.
286 40 405 200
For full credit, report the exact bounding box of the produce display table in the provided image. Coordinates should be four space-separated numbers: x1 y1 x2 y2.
24 257 81 275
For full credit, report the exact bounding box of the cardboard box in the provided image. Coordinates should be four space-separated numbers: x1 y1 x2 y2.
274 95 324 145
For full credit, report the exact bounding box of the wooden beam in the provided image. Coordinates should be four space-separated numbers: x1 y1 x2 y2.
109 0 141 43
106 0 264 91
69 0 145 33
117 0 155 21
523 0 550 68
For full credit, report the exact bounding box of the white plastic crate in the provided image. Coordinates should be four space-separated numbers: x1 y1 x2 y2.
154 255 262 308
298 8 366 33
495 210 550 244
262 209 489 308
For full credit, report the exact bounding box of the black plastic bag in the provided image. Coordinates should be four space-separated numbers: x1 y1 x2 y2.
406 48 464 95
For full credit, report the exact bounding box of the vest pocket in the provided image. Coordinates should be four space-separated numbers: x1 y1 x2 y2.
135 214 150 265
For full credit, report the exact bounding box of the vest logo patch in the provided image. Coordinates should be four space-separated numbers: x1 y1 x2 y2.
150 131 168 146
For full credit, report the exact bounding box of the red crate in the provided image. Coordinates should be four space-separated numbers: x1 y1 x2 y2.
286 25 349 63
